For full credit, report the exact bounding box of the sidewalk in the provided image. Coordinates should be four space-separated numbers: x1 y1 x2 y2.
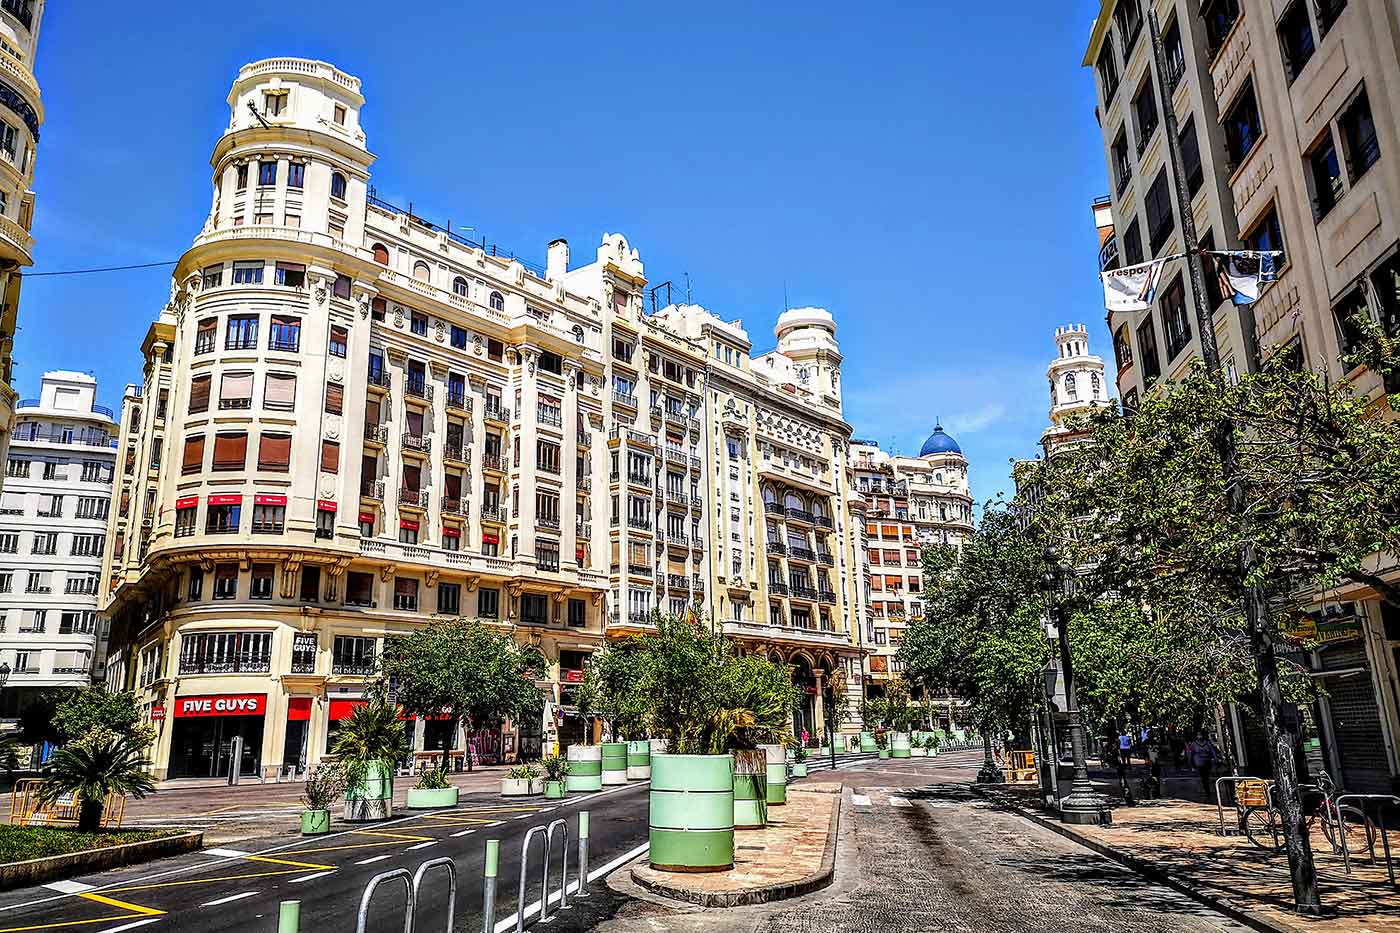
630 783 842 907
982 779 1400 933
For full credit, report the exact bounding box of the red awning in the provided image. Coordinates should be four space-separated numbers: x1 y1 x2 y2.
400 518 420 531
287 697 313 721
328 699 367 721
318 499 338 512
482 532 499 545
174 694 265 718
442 527 461 538
208 494 243 506
175 496 198 510
254 494 287 506
358 511 376 524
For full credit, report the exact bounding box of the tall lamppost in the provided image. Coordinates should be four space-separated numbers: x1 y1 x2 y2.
1042 545 1108 825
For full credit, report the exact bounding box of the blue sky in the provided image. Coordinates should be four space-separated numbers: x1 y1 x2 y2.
25 1 1110 505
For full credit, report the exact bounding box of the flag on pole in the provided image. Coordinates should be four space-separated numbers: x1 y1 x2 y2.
1101 259 1168 313
1207 250 1283 306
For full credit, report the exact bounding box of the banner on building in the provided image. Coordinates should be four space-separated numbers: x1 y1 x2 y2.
1101 258 1170 312
1206 250 1282 305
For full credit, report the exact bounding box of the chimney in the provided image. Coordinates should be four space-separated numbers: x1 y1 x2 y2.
547 238 569 282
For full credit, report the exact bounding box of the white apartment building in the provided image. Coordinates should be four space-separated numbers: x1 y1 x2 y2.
0 372 115 717
1042 324 1111 451
0 0 46 499
98 58 870 780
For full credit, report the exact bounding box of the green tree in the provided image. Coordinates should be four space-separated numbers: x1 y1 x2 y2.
328 688 406 792
381 618 544 769
579 639 650 740
53 689 155 750
35 728 156 832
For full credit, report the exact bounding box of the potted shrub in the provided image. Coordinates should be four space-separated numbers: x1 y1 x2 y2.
406 766 459 809
332 691 406 822
876 730 891 759
542 754 569 799
502 763 541 797
791 744 809 778
34 728 156 832
300 762 346 834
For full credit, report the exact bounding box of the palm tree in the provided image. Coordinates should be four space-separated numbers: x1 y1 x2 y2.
330 692 405 818
35 732 155 832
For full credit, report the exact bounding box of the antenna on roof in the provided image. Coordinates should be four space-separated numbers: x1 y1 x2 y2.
783 280 789 312
684 272 692 305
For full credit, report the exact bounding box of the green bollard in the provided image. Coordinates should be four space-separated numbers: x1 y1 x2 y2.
576 810 591 898
278 900 300 933
482 839 499 933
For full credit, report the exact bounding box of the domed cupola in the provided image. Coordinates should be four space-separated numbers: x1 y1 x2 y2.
918 423 961 458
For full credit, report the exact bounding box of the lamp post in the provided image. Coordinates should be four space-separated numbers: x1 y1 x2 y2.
1042 545 1108 825
1037 658 1060 807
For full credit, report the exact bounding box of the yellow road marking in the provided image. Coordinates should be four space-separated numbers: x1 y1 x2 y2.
78 894 163 916
274 828 434 858
0 893 164 933
104 867 314 893
245 855 336 870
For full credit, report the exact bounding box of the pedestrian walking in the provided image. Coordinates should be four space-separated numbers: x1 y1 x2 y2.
1118 730 1133 766
1188 733 1221 798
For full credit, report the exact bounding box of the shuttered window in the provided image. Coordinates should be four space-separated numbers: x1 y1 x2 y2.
219 372 254 410
258 433 292 472
182 435 205 474
321 440 340 473
265 372 296 410
189 375 211 413
212 432 248 471
325 383 344 415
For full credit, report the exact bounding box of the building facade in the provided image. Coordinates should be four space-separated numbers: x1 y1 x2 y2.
1085 0 1400 794
848 430 974 707
1042 324 1111 451
0 0 45 500
98 58 870 780
0 372 115 716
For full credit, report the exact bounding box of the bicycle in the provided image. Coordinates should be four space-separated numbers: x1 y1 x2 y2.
1240 771 1377 857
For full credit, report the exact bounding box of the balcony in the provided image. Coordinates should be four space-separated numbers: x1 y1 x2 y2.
663 446 687 466
692 574 705 590
0 0 32 31
613 391 638 409
446 390 472 413
790 585 819 602
785 508 814 524
482 454 507 473
766 541 787 556
401 434 431 456
539 515 561 531
816 551 834 567
537 405 563 429
628 563 652 578
627 517 652 531
764 501 785 516
399 488 429 509
626 471 651 488
818 590 837 604
814 515 833 530
577 430 590 446
576 521 591 537
332 661 376 677
576 475 590 491
666 532 688 548
444 443 469 465
364 424 387 446
789 546 816 562
480 504 506 523
667 573 688 591
361 480 385 500
441 496 465 516
404 376 433 403
367 369 391 392
609 427 655 448
484 403 509 424
692 535 705 549
768 581 789 596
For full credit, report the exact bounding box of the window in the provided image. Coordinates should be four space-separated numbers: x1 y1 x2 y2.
450 325 467 349
489 292 505 313
189 374 211 414
226 313 259 349
182 435 205 474
212 432 248 471
321 440 340 474
263 91 286 116
250 564 274 599
393 577 419 611
213 564 238 600
1224 80 1262 167
269 314 301 349
0 533 16 554
219 371 253 410
1202 0 1240 57
537 440 560 474
1309 132 1344 220
1133 77 1158 155
1243 206 1286 268
1122 219 1143 267
206 501 241 534
412 260 430 282
1333 286 1371 359
1316 0 1346 34
38 493 61 517
1097 36 1119 101
1339 86 1379 183
1368 255 1400 339
536 541 559 572
1144 169 1175 255
291 633 317 673
252 503 285 534
287 162 305 189
1277 0 1315 82
1136 317 1162 383
1113 324 1134 370
175 504 197 537
258 373 296 414
316 507 335 539
328 325 348 358
1163 17 1186 91
300 566 320 602
1162 276 1192 360
1113 0 1142 49
452 276 468 297
30 532 55 556
1112 128 1132 195
231 262 264 287
71 534 103 557
410 311 428 336
258 160 278 186
201 265 224 290
331 172 348 200
332 635 377 675
346 571 375 607
194 318 217 355
24 570 48 593
521 594 549 626
334 104 347 125
1179 117 1203 197
437 583 460 615
478 588 500 618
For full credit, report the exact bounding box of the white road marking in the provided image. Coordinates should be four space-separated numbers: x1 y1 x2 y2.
355 855 391 866
290 871 334 884
851 794 871 807
491 841 650 933
91 918 162 933
512 814 530 820
407 841 437 850
200 891 260 907
889 796 912 807
451 829 476 838
488 820 505 827
42 880 93 894
204 848 250 858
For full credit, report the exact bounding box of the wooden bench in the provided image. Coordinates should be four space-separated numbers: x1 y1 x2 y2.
1002 750 1038 783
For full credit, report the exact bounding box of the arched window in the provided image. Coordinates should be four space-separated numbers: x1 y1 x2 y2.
412 260 430 282
1065 372 1077 399
371 243 390 265
489 291 504 312
452 276 468 297
783 492 804 511
330 172 347 200
811 500 827 519
1091 372 1102 397
762 485 777 505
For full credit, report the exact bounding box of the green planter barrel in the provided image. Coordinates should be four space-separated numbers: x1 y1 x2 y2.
761 744 787 806
649 754 734 872
892 732 912 759
859 731 877 753
878 748 891 759
567 744 602 792
626 740 651 780
732 750 767 830
544 780 566 799
343 760 393 822
406 787 459 809
300 809 330 835
601 742 629 786
791 762 808 778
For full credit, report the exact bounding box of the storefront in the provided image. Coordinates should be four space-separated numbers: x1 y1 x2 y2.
168 693 266 779
282 697 312 777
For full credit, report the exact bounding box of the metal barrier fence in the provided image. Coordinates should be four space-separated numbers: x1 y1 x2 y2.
9 778 125 829
1336 793 1399 887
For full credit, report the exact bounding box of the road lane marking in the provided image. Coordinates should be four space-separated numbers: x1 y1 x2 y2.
889 796 912 807
851 794 871 806
491 841 649 933
450 829 475 838
406 841 437 851
246 855 335 870
355 855 391 866
488 820 504 827
40 882 91 895
199 891 259 908
0 892 165 933
512 814 530 820
86 918 162 933
289 872 334 884
203 848 250 858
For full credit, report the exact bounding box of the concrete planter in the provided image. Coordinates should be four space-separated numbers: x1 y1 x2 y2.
544 780 566 799
0 830 203 892
406 787 459 809
602 742 629 785
300 810 331 835
567 744 603 792
891 732 912 759
790 762 809 778
817 747 831 758
732 749 768 830
911 746 928 757
626 739 651 780
859 732 877 753
649 753 734 872
761 744 787 806
501 778 541 797
878 749 891 760
344 760 394 822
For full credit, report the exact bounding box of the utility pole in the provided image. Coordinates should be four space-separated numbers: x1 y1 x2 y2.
1147 9 1320 913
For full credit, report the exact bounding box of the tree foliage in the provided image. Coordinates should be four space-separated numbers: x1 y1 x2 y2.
578 639 649 739
53 689 155 750
36 728 156 832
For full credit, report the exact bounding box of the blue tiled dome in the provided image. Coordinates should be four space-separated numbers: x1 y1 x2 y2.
918 424 961 457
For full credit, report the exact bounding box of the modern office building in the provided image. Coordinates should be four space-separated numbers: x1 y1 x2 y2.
97 58 870 780
0 0 46 499
0 372 115 717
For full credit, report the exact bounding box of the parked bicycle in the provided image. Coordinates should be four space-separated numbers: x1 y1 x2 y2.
1239 771 1377 857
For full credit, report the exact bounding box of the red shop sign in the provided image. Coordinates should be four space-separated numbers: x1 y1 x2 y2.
207 494 243 506
442 527 461 538
399 518 420 531
174 694 265 718
254 494 287 506
150 704 166 722
328 699 367 721
287 697 313 721
562 669 584 683
175 496 198 510
317 499 337 512
481 532 499 545
358 512 376 524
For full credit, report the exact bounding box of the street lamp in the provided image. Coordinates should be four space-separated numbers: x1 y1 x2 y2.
1042 545 1109 825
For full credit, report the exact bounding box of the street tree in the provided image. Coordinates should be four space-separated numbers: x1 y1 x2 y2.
578 639 650 740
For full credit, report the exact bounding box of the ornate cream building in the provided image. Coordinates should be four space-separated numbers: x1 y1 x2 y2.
0 0 44 497
97 58 869 780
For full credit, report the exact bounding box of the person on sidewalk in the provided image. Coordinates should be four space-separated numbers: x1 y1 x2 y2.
1188 733 1221 798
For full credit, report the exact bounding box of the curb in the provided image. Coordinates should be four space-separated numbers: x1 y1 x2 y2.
0 830 205 892
630 792 843 908
971 786 1306 933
